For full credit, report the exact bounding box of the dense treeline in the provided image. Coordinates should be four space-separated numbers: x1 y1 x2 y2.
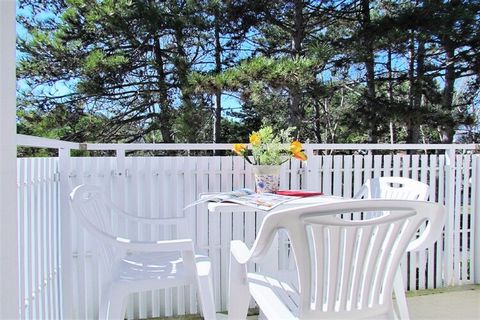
17 0 480 145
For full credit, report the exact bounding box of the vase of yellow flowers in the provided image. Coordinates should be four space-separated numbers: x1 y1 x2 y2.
233 126 307 193
251 164 282 193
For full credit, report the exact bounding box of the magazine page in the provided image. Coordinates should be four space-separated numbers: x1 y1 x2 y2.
184 188 255 209
214 188 255 201
227 193 296 211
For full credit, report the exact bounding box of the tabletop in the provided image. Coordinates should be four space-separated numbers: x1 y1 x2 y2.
207 195 345 213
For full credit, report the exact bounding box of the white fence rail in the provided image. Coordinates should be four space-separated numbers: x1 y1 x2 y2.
16 137 480 319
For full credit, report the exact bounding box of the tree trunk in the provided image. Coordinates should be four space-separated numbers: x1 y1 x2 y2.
289 0 305 130
412 35 425 143
406 30 424 145
153 37 174 143
387 47 396 144
292 0 304 56
313 102 322 143
361 0 377 143
439 41 456 143
213 7 222 145
289 87 302 130
174 28 194 109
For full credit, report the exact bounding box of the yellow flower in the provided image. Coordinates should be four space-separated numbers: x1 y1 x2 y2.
293 151 307 161
290 140 302 154
233 143 247 155
249 133 261 146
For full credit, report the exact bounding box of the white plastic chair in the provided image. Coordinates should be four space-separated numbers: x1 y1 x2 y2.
354 177 429 202
228 199 445 320
354 176 430 319
70 185 216 320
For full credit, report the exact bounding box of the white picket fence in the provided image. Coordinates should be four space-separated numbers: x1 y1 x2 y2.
15 137 480 319
17 157 62 320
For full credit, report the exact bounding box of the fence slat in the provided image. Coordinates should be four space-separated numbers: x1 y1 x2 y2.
461 156 471 283
473 155 480 284
322 156 333 196
208 157 222 310
18 159 27 320
384 155 392 177
220 157 233 311
427 155 436 288
352 155 363 194
454 155 463 284
306 154 320 191
151 157 162 317
185 157 199 315
290 160 301 190
418 155 428 290
333 155 343 197
373 155 382 179
343 156 353 199
438 155 446 287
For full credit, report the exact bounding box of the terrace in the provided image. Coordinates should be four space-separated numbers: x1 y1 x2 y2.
10 135 480 319
1 1 480 319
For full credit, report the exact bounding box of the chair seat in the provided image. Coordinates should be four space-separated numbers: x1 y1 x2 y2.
114 252 209 290
248 273 299 319
248 273 392 320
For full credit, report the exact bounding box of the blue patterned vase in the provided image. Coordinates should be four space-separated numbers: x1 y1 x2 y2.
252 165 281 193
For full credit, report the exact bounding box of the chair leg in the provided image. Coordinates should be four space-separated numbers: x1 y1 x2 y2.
228 256 250 320
196 260 217 320
100 287 128 320
393 268 410 320
99 286 110 320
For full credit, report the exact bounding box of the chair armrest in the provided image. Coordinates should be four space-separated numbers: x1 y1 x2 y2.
117 214 186 225
114 237 194 252
353 185 368 199
406 204 446 252
73 209 195 252
104 196 187 224
230 240 252 265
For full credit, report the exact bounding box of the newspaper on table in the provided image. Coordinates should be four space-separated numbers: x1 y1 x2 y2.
184 188 296 211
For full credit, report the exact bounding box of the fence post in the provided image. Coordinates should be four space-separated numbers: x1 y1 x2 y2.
304 144 317 190
0 1 20 318
474 154 480 284
444 148 456 286
59 148 74 318
114 149 127 210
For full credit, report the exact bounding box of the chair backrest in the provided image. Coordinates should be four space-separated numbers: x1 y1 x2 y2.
354 177 429 201
70 185 120 275
70 185 188 275
249 199 445 318
70 185 113 237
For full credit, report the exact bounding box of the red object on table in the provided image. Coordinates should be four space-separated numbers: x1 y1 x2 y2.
275 190 323 197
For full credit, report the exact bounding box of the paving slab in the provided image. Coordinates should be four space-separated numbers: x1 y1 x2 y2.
408 288 480 320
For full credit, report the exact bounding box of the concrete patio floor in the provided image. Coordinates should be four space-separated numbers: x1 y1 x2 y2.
153 285 480 319
407 285 479 320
